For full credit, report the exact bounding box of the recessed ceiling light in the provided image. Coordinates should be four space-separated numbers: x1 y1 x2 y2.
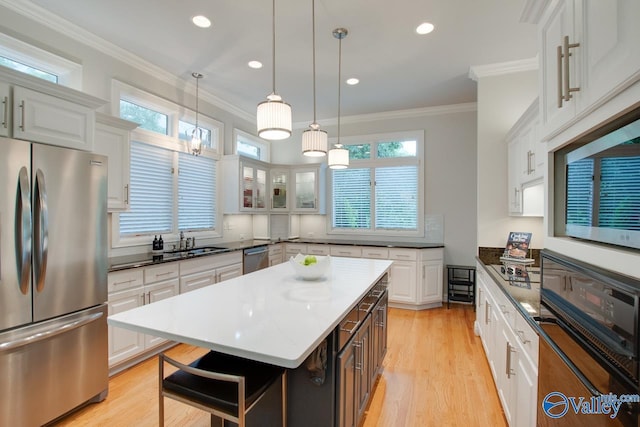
192 15 211 28
248 61 263 69
346 78 359 85
416 22 435 35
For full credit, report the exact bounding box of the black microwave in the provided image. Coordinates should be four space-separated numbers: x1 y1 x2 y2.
554 107 640 250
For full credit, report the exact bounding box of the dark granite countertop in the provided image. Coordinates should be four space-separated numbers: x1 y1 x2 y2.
285 238 444 249
476 257 541 328
109 238 443 272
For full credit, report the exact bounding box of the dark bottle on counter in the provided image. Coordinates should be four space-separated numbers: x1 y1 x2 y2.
153 235 159 251
158 235 164 250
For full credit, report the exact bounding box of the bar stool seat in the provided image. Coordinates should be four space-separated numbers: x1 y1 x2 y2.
160 350 286 427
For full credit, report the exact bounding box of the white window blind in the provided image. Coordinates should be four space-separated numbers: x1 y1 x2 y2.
178 153 216 231
332 168 371 229
566 159 594 226
120 141 174 235
375 166 418 230
599 156 640 230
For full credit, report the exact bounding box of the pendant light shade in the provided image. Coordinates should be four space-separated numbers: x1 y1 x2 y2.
329 28 349 169
302 0 327 157
190 72 203 156
257 0 292 140
328 143 349 169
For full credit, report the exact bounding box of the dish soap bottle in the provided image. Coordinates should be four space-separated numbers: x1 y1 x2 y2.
158 235 164 251
153 235 159 251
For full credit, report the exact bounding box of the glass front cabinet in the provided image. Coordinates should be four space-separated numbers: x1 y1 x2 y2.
270 169 289 211
292 165 325 214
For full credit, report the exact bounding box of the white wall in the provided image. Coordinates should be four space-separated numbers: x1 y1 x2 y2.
476 70 544 250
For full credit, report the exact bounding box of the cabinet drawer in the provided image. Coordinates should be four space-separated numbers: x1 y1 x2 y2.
268 244 283 255
180 270 216 294
286 243 307 256
144 263 179 284
330 246 362 258
361 247 389 259
108 269 144 293
388 248 417 261
180 257 214 277
217 263 243 282
307 244 330 255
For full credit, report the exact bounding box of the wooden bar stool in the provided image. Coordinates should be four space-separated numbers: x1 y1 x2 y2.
159 351 287 427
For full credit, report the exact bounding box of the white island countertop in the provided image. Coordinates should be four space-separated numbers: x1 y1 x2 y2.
108 257 392 368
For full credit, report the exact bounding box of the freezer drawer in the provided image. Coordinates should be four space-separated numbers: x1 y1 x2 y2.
0 304 108 426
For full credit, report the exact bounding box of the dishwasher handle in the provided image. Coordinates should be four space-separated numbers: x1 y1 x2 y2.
243 246 269 256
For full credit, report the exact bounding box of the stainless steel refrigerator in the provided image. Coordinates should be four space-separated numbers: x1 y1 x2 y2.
0 137 109 426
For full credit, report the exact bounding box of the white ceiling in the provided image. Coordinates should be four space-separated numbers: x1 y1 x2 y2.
29 0 538 124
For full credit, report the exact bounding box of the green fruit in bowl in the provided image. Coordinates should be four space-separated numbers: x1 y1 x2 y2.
302 255 317 266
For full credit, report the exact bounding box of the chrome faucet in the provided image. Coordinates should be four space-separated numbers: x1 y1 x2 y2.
179 231 185 250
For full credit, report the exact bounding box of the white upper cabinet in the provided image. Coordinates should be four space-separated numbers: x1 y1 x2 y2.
222 155 269 213
0 67 106 149
291 165 326 214
506 100 544 217
539 0 640 140
270 168 289 211
93 113 138 212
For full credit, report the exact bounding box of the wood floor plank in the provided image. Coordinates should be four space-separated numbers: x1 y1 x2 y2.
53 304 507 427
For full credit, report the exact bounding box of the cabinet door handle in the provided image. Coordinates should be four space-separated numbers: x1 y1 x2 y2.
113 278 135 286
353 340 363 371
422 265 426 279
1 96 7 129
506 342 517 379
557 45 563 108
19 100 25 131
485 302 491 325
563 35 581 102
516 330 531 344
140 293 146 305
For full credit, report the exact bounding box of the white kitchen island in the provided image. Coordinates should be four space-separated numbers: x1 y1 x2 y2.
109 257 392 426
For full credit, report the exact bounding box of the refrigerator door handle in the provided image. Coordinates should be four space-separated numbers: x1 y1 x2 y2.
0 311 103 353
16 166 32 294
34 169 48 293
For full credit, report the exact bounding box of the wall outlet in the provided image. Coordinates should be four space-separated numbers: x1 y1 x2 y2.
239 234 245 240
307 232 314 238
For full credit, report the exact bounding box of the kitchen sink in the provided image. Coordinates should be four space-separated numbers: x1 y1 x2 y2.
186 246 226 255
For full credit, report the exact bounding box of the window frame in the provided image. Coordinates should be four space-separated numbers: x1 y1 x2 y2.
233 128 271 162
110 81 223 249
328 130 425 237
0 32 82 89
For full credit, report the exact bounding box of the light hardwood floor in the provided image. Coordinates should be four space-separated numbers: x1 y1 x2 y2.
54 305 506 427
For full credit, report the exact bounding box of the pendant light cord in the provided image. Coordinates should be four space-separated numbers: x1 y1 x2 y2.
195 75 199 128
337 34 342 144
312 0 317 124
272 0 276 94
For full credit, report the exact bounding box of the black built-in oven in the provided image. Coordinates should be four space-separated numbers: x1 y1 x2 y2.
538 250 640 426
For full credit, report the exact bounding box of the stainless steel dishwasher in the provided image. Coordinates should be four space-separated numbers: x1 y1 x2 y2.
243 245 269 274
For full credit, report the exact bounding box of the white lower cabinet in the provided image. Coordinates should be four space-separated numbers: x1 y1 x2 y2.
268 243 284 266
107 265 179 368
108 251 241 370
388 260 417 303
476 262 538 427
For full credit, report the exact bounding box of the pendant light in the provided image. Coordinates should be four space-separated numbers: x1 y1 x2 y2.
328 28 349 169
190 72 203 156
301 0 327 157
256 0 292 140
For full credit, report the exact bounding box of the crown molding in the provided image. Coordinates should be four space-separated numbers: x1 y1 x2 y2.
468 56 539 81
293 102 477 129
520 0 551 24
0 0 255 123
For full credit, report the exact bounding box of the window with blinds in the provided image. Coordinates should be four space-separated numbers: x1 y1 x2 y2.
120 141 174 235
331 133 422 233
375 166 418 229
332 168 371 229
178 153 216 231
